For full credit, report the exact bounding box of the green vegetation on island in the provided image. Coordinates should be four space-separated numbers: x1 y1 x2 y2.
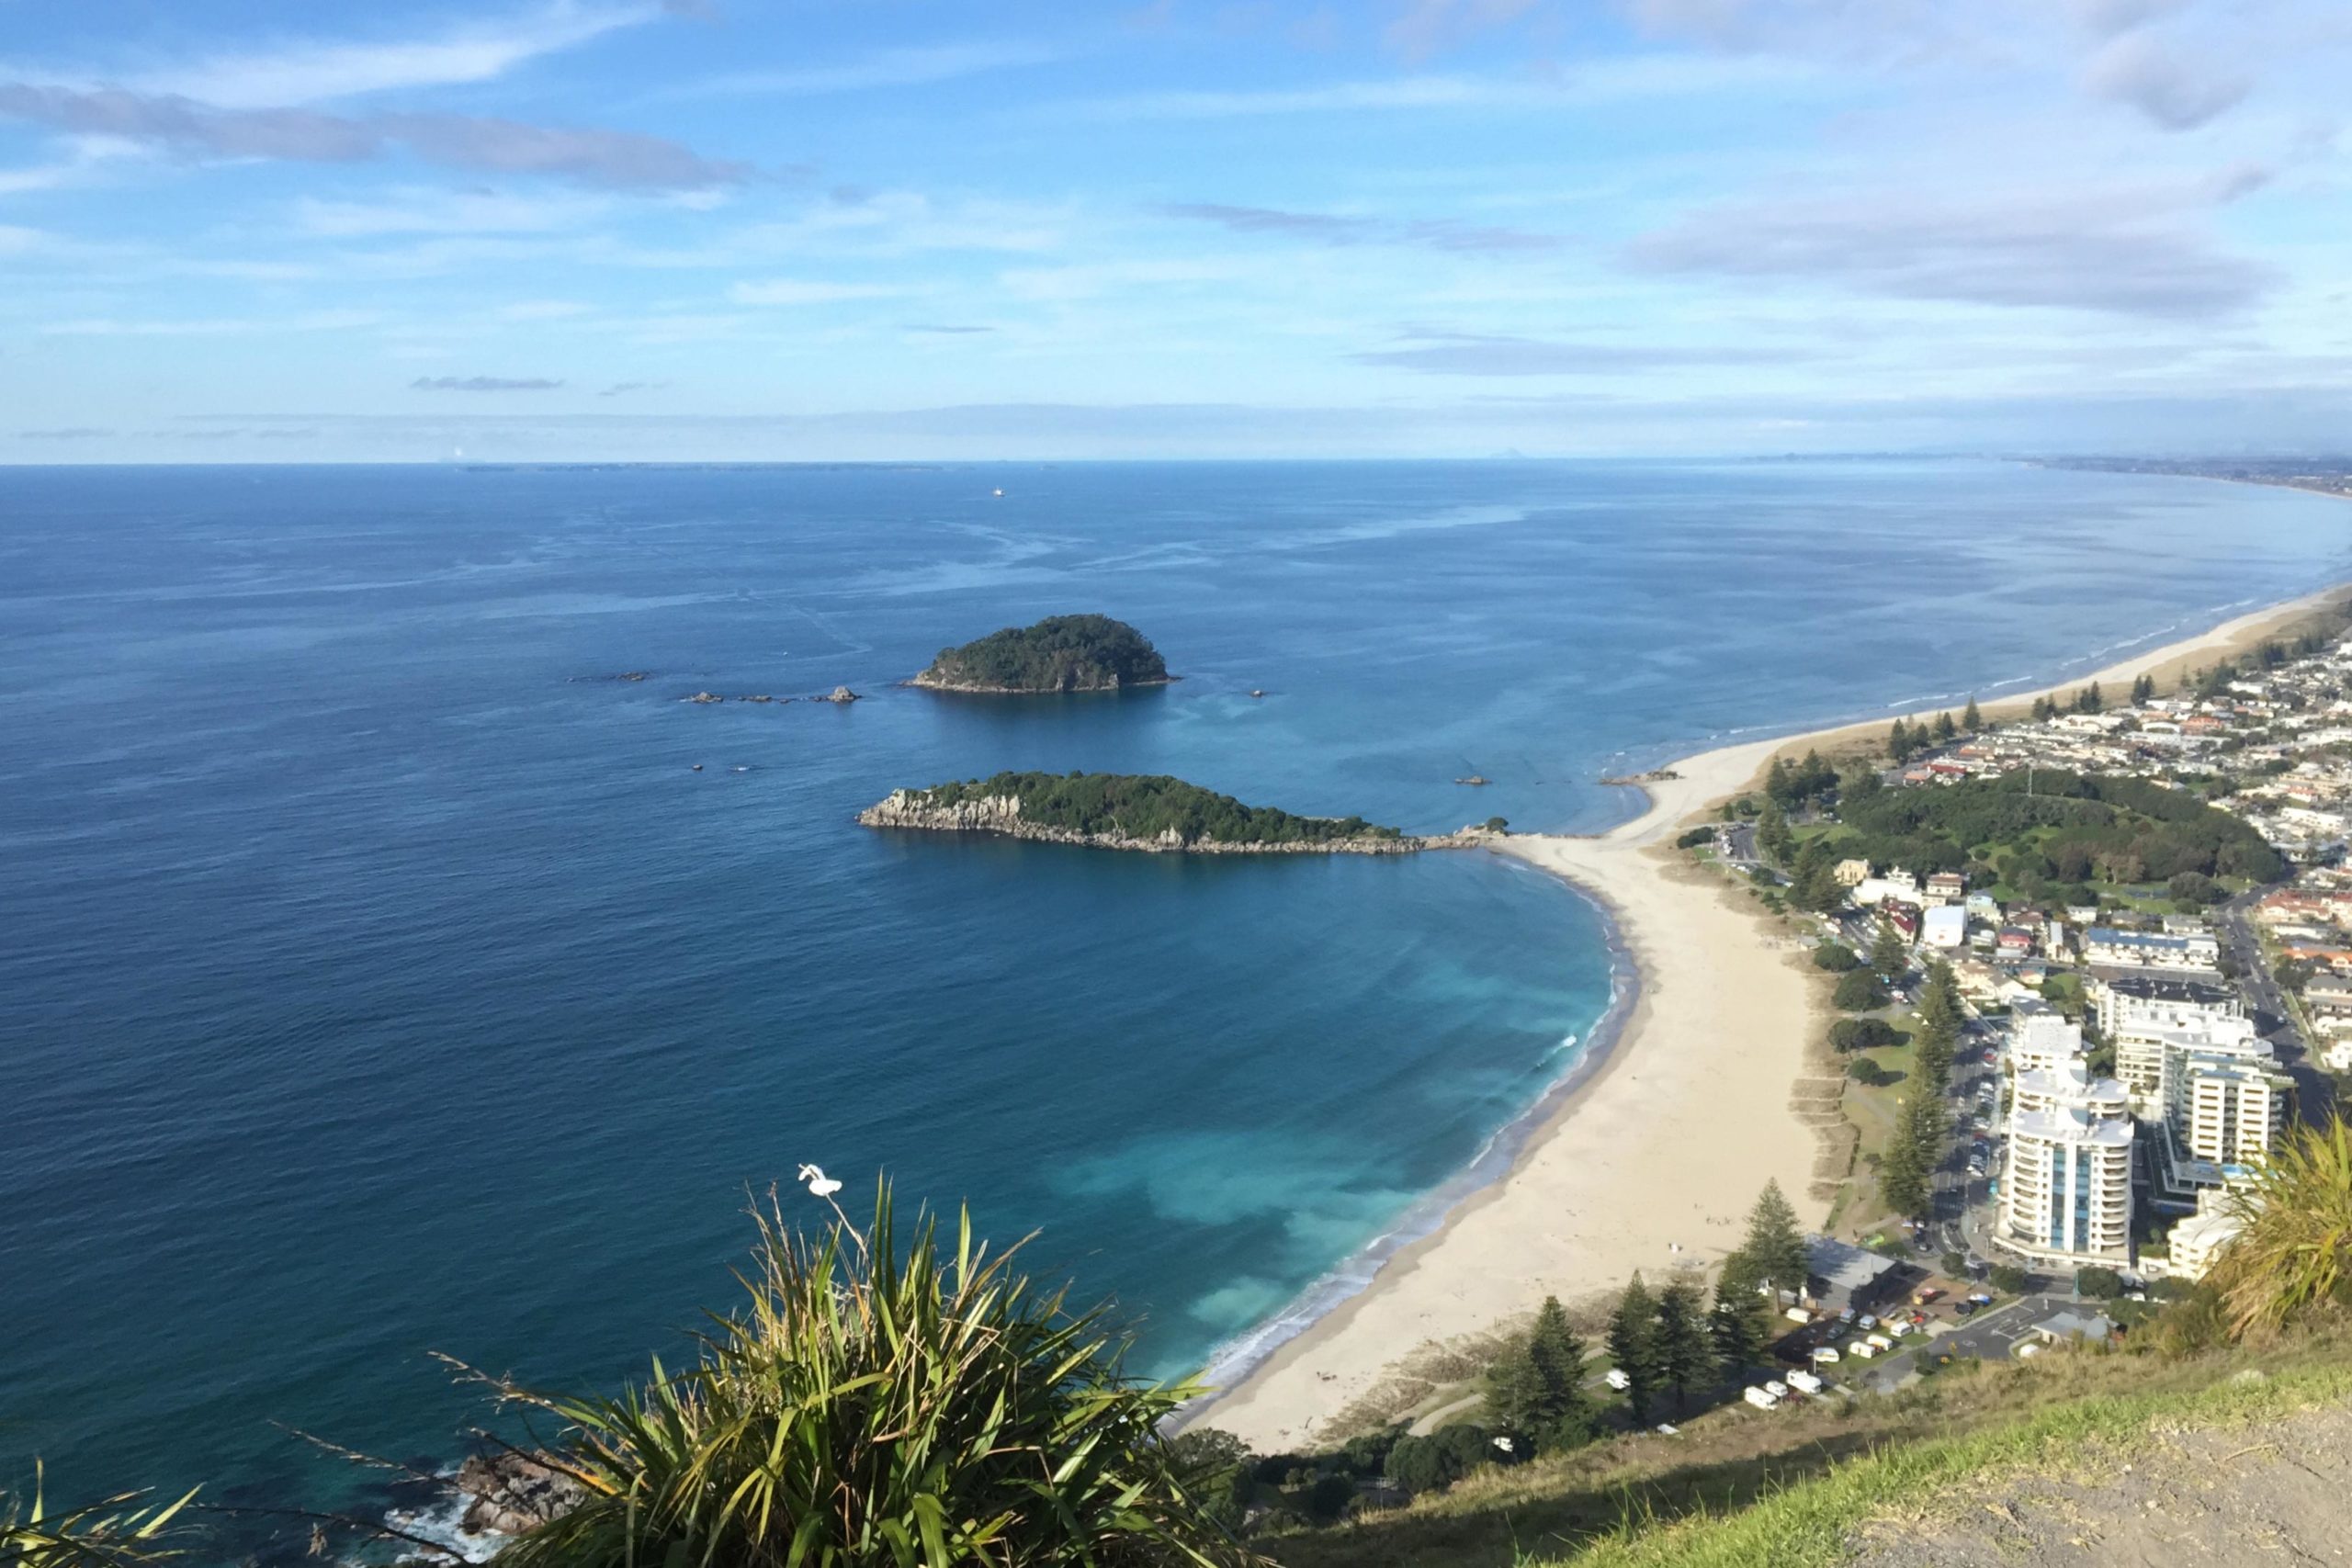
914 614 1172 693
866 771 1408 848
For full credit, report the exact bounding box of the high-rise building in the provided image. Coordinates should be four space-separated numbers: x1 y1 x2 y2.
2091 975 2244 1114
2152 1031 2294 1212
2001 1056 2134 1264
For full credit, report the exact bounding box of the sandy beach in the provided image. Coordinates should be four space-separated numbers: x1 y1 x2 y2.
1182 580 2350 1453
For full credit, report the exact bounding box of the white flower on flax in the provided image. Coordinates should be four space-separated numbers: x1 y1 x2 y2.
797 1163 843 1198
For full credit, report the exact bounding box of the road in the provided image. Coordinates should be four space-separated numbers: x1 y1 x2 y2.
2218 886 2335 1119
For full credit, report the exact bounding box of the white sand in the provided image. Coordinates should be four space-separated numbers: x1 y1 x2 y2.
1181 581 2348 1453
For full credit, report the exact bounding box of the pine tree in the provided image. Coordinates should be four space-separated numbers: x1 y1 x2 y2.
1879 1092 1935 1218
1607 1274 1662 1425
1870 919 1909 981
1709 1272 1765 1372
1486 1295 1595 1454
1933 711 1957 742
1653 1277 1713 1411
1739 1181 1812 1303
1888 719 1914 762
2031 694 2053 722
1757 797 1794 863
2132 672 2156 705
1763 755 1793 807
1961 695 1982 730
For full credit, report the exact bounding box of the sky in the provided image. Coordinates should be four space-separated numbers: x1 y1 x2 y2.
3 0 2350 461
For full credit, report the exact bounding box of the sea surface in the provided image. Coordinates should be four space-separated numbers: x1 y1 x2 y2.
2 459 2345 1550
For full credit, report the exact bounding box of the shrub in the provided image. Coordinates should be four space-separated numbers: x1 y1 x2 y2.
1847 1058 1886 1087
484 1185 1263 1568
1304 1473 1357 1522
1940 1250 1967 1276
1675 827 1715 850
1833 970 1890 1012
2075 1267 2124 1300
1989 1264 2031 1294
1485 817 1510 833
2211 1117 2352 1338
1829 1018 1900 1053
2 1472 195 1568
1812 942 1860 973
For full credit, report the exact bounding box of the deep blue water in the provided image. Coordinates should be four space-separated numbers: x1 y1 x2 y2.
2 459 2345 1546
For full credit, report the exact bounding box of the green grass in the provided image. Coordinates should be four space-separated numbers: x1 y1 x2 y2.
1546 1357 2352 1568
1268 1334 2352 1568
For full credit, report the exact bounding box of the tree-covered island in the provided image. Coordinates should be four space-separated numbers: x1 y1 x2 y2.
860 771 1482 854
911 614 1173 694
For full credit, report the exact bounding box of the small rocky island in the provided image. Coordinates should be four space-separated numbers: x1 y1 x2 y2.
912 615 1173 694
861 772 1491 854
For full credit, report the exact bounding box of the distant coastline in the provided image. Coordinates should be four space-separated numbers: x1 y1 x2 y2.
1184 574 2352 1451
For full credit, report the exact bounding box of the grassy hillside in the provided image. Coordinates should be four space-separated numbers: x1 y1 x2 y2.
1269 1335 2351 1568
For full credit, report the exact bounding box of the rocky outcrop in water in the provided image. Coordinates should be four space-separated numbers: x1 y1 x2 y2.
454 1451 585 1538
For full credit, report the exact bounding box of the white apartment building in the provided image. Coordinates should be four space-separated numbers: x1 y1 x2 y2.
2082 925 2222 974
2010 1012 2086 1075
2091 974 2245 1113
2001 1057 2134 1265
2153 1041 2294 1211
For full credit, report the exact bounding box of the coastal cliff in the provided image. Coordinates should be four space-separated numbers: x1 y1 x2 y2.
859 773 1489 854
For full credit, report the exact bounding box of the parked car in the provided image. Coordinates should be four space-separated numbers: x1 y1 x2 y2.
1955 1301 1980 1317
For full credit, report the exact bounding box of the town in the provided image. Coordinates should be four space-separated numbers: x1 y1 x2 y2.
1693 609 2352 1402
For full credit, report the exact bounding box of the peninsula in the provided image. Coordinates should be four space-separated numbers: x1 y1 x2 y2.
911 614 1173 694
860 771 1476 854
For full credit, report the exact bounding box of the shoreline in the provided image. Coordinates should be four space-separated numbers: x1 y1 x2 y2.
1179 577 2352 1452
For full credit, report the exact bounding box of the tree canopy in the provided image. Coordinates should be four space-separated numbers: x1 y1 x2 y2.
918 614 1171 692
899 772 1403 846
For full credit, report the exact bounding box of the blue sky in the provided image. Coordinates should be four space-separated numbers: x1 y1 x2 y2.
3 0 2348 460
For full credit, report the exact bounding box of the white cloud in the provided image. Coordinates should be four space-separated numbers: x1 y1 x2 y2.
2084 32 2248 130
41 310 379 335
678 41 1060 98
133 2 656 108
728 278 916 305
1069 55 1809 118
294 189 608 237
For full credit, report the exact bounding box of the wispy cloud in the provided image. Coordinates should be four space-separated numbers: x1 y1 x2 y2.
729 278 913 304
17 426 114 439
598 379 665 395
41 310 376 335
903 322 994 334
1629 183 2271 318
1161 202 1562 252
677 40 1059 97
1351 331 1800 375
1070 55 1808 118
412 375 564 389
0 85 746 190
131 3 657 107
1384 0 1542 62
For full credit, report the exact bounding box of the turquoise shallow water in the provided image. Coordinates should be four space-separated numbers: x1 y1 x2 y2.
0 458 2344 1552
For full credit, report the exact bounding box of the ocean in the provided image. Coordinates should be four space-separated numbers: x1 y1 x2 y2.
1 458 2344 1551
